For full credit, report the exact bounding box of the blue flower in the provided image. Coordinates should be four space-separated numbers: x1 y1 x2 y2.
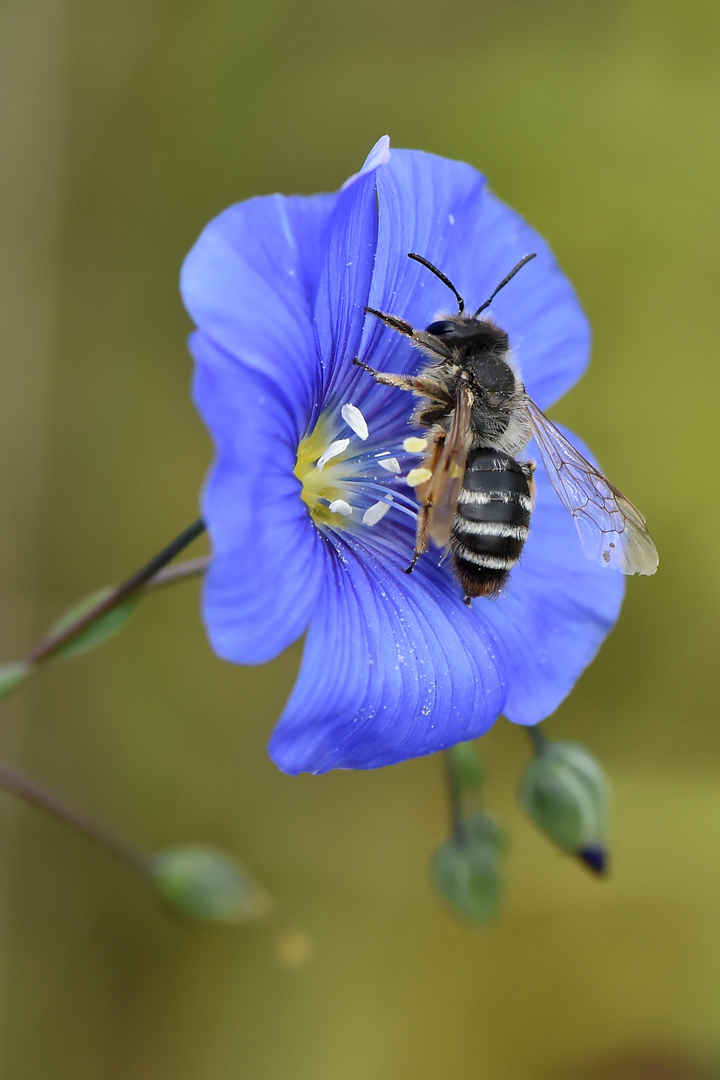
181 137 624 775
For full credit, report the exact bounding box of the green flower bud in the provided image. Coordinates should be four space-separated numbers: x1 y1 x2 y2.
432 812 504 922
151 846 273 923
520 738 609 874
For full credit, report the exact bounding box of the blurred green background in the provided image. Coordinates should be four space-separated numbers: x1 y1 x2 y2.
1 0 719 1077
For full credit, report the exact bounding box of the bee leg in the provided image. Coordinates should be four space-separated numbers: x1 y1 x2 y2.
364 306 416 338
402 502 431 575
463 594 473 607
353 360 453 405
352 358 416 392
364 305 453 364
402 551 421 575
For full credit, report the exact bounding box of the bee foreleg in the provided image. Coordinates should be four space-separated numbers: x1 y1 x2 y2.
364 305 454 364
364 306 416 338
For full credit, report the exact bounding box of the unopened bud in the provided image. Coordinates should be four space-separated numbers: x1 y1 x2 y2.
432 813 504 922
520 738 609 874
151 845 273 923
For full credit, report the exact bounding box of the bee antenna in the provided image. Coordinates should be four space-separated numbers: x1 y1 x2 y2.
474 253 537 317
407 253 465 315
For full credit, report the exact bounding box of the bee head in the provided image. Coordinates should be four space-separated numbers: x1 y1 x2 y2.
425 317 509 351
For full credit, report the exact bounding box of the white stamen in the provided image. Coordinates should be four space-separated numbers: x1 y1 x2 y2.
378 457 401 474
406 467 433 487
362 500 392 526
328 499 354 517
341 403 369 441
317 438 350 471
403 436 428 454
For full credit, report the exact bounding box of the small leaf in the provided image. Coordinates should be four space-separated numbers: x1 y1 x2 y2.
447 741 485 793
0 661 33 699
151 846 273 923
49 587 139 659
432 813 504 923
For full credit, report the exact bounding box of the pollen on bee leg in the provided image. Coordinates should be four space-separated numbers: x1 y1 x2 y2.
406 467 433 487
316 438 350 471
328 499 354 517
341 403 369 441
403 436 428 454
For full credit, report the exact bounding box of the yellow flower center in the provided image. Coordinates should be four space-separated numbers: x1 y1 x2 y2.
294 419 354 528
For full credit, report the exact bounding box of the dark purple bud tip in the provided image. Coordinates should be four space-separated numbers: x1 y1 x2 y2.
577 844 608 876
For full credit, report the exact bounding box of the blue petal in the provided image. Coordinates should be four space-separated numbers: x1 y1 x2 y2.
191 332 327 664
354 149 589 414
181 191 336 427
267 536 507 774
348 150 491 441
475 426 625 724
340 134 391 189
312 167 380 409
453 189 591 410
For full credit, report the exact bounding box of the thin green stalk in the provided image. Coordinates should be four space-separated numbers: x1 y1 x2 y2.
444 751 464 842
0 757 152 874
528 725 549 756
24 518 206 665
143 556 209 592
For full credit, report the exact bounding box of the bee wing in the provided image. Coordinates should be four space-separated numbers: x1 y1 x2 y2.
417 381 473 549
526 399 658 575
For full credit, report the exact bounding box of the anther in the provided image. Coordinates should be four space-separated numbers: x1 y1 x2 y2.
328 499 353 517
341 403 369 441
317 439 350 471
362 501 392 526
378 457 401 474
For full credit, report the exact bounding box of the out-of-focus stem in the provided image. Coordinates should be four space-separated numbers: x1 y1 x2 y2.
528 725 549 755
0 757 152 874
144 556 209 592
443 751 464 842
24 518 206 665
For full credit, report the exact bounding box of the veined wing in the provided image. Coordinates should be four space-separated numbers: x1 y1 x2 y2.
526 399 658 575
418 380 473 549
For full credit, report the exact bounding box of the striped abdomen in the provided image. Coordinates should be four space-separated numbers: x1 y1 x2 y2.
451 448 534 600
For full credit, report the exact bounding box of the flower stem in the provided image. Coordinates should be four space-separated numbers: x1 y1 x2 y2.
143 555 210 592
444 751 464 842
527 725 549 756
24 518 206 665
0 757 152 874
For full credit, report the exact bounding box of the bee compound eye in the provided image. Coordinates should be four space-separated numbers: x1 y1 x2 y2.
425 320 459 337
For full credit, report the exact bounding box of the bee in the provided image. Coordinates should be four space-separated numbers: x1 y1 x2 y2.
355 252 658 603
